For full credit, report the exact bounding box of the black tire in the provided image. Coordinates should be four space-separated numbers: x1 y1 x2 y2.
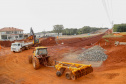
29 55 32 64
56 71 62 77
26 47 29 50
71 74 77 80
32 57 40 70
20 48 22 52
65 72 71 80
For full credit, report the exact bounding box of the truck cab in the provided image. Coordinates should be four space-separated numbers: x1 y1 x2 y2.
11 42 22 52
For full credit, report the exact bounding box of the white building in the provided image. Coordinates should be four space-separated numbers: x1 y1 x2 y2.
0 27 23 41
35 33 62 38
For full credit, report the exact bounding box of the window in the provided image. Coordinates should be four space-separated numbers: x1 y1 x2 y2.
6 31 11 34
14 31 17 34
36 49 47 55
12 44 21 46
8 37 11 39
39 49 47 55
12 44 18 46
20 31 22 34
1 35 7 39
15 36 18 38
1 32 6 34
19 34 23 38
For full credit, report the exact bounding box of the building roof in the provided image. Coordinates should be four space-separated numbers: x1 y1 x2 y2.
0 27 23 32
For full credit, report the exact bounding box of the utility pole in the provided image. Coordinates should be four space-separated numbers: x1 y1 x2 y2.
111 21 114 33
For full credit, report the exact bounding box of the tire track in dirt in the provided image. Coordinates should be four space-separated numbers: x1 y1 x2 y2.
3 49 57 83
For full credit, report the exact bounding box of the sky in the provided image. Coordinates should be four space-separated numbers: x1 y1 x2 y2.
0 0 126 33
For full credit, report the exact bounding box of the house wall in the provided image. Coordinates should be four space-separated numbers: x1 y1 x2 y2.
0 32 1 40
0 31 24 41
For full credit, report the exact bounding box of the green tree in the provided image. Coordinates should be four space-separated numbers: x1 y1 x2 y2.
53 25 64 36
81 26 91 33
113 24 126 32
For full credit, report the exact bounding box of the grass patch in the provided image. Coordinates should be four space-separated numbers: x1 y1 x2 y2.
80 36 90 38
104 39 109 42
102 34 123 38
120 32 126 35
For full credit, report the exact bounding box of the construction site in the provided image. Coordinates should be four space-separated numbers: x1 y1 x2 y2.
0 28 126 84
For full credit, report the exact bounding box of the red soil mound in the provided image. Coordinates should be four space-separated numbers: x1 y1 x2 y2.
96 36 126 71
0 39 32 47
39 37 56 46
58 33 105 47
0 41 14 47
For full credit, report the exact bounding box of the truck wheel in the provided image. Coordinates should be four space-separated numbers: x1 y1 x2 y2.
26 47 29 50
20 49 22 52
29 55 32 64
33 57 40 70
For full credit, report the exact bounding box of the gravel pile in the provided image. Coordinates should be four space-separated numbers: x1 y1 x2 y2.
78 45 107 61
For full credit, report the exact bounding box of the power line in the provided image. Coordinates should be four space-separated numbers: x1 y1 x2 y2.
110 0 114 27
102 0 111 24
102 0 114 28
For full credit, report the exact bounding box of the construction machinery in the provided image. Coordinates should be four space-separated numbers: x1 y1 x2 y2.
28 27 39 44
55 61 93 80
29 47 93 80
11 28 39 52
29 47 50 69
11 41 33 52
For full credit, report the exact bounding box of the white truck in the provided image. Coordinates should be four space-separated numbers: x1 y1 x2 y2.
11 41 33 52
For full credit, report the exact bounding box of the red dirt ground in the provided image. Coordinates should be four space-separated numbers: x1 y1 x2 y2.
0 41 14 47
57 34 105 47
0 32 126 84
39 33 105 47
95 36 126 72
